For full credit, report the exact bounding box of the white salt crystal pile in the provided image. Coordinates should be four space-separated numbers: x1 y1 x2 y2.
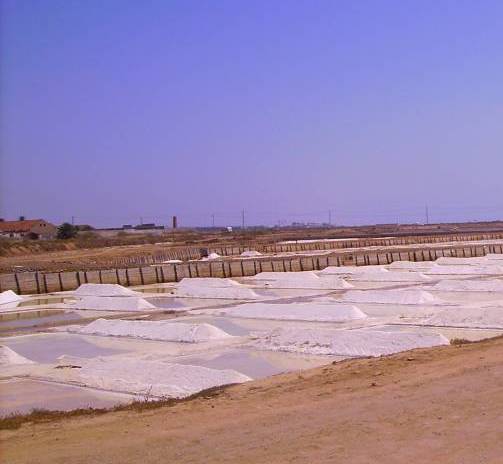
349 271 431 282
251 271 352 289
426 264 503 276
432 279 503 292
240 250 262 257
56 355 251 398
224 302 367 322
73 319 233 343
72 296 156 312
320 266 389 276
174 278 260 299
342 289 441 305
74 284 139 297
0 345 35 366
0 290 23 310
252 328 448 357
423 307 503 329
387 261 436 271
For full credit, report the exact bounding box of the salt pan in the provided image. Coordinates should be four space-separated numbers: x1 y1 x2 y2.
72 296 156 311
342 289 441 305
432 279 503 292
251 271 352 289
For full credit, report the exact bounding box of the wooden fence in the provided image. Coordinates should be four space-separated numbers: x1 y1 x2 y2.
2 240 503 295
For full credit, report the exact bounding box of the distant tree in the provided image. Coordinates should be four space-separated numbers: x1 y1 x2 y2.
57 222 77 239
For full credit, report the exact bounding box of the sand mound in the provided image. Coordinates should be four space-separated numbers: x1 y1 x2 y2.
72 296 156 311
342 289 441 305
0 290 23 306
74 284 139 297
432 279 503 292
0 345 34 366
175 278 260 299
253 328 448 357
350 271 431 282
224 303 367 322
57 356 250 398
74 319 233 342
320 266 389 276
251 271 352 289
241 250 262 257
423 307 503 328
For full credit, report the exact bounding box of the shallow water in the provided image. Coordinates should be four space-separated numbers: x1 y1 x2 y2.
0 378 132 416
0 312 84 331
1 333 126 363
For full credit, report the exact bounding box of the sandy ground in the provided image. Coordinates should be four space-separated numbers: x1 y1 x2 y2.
2 337 502 464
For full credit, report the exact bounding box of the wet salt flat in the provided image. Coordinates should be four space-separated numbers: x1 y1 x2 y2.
2 254 503 416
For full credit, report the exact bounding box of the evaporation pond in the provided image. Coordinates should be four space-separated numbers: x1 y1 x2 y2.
1 333 127 363
0 378 133 416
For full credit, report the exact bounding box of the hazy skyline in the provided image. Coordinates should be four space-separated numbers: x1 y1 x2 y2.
1 0 502 227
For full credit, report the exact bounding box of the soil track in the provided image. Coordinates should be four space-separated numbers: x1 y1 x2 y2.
2 337 503 463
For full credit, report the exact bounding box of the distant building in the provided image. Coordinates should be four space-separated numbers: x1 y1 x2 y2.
0 218 57 240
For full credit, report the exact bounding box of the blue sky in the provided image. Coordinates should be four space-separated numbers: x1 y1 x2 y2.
1 0 502 227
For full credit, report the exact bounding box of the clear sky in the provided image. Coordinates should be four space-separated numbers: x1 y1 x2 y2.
1 0 502 228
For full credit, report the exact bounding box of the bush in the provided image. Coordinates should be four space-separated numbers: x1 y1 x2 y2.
57 222 78 240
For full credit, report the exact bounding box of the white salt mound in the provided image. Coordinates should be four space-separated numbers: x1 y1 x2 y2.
423 307 503 329
200 252 221 261
57 356 250 398
163 259 183 264
432 279 503 292
72 296 156 311
175 278 260 299
320 266 389 276
435 257 491 266
251 271 353 289
349 271 431 282
224 302 367 322
241 250 262 257
74 319 233 342
0 345 34 366
342 289 441 305
74 284 139 297
253 328 448 357
388 261 435 271
426 264 503 275
0 290 23 306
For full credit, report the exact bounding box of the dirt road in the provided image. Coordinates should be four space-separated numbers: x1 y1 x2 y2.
2 337 503 464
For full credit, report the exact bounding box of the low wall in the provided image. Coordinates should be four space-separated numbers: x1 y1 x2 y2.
2 241 503 295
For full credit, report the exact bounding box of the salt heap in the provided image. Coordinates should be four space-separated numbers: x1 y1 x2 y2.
320 266 388 276
57 356 251 398
240 250 262 257
74 284 139 297
388 261 436 272
74 319 233 342
432 279 503 292
423 307 503 329
0 345 34 366
200 252 221 261
426 264 503 275
435 257 492 266
342 289 441 305
224 302 367 322
349 271 431 282
253 328 448 357
175 278 260 299
72 296 156 312
0 290 23 311
251 271 352 289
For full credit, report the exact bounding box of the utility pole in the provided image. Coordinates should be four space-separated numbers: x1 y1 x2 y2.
241 210 245 229
140 217 143 225
328 209 332 225
211 214 215 228
425 204 430 225
71 216 75 225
